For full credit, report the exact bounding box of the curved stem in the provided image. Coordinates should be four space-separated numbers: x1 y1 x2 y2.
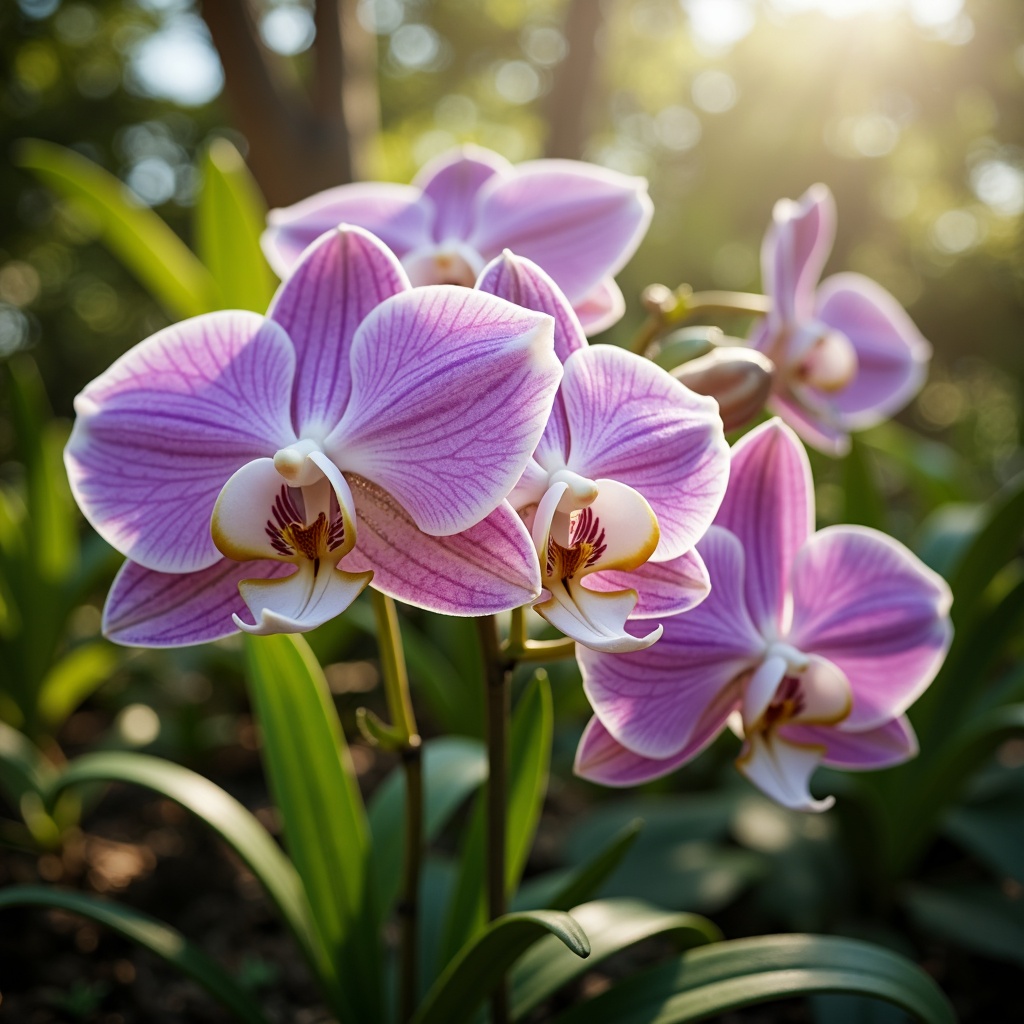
370 590 421 1024
502 606 578 664
685 290 771 317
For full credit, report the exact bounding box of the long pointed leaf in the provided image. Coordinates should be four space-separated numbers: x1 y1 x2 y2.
0 886 271 1024
243 633 380 1023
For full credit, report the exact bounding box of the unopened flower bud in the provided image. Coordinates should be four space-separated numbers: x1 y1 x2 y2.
672 348 775 433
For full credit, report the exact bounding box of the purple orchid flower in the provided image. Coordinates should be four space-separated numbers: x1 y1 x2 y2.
574 418 952 811
66 226 562 646
261 145 652 336
477 252 730 653
750 184 932 455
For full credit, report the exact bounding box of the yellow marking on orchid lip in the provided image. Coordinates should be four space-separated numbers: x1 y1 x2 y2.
284 513 328 562
264 485 346 576
545 506 608 583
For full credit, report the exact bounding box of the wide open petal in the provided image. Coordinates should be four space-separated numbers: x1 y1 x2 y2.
103 556 292 648
586 547 710 619
788 525 952 731
783 714 918 770
468 160 652 303
560 344 728 561
714 418 814 636
269 225 410 438
815 272 931 427
65 312 297 575
329 286 560 536
762 184 835 324
344 475 541 614
574 278 626 336
579 526 765 759
261 182 433 277
414 145 512 243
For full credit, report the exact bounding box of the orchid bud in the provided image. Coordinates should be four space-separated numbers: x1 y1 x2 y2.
672 347 775 433
650 326 722 371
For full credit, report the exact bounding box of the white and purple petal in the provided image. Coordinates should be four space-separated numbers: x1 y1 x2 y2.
573 278 627 336
586 547 710 619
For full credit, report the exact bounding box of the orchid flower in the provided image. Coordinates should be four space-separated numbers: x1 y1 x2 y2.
66 226 562 646
750 184 932 455
477 252 730 653
575 419 952 811
262 145 652 336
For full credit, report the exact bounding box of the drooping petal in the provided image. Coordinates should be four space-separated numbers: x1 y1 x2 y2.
766 388 851 457
714 418 814 635
268 225 410 438
414 145 512 242
65 312 297 574
783 714 918 770
815 272 931 426
579 526 765 759
586 547 710 619
788 525 953 731
574 686 737 786
736 732 834 812
574 278 627 336
762 184 835 324
261 183 433 277
538 582 660 653
328 286 560 536
235 561 372 635
468 160 653 303
103 556 292 648
343 475 541 614
559 345 729 561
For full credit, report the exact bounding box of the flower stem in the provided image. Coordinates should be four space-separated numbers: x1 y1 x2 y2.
476 614 511 1024
685 290 771 317
370 589 421 1024
502 606 577 664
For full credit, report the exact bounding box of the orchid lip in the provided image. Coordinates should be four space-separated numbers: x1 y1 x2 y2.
402 240 485 287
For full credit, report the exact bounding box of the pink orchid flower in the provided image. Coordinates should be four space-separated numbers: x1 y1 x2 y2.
65 226 562 646
478 252 730 653
575 419 952 811
262 145 652 336
750 184 932 455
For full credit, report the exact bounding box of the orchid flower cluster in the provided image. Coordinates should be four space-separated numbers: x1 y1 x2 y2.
65 145 951 812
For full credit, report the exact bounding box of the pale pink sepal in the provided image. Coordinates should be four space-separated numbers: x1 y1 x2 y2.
574 278 627 336
783 714 918 770
65 311 297 576
414 146 512 242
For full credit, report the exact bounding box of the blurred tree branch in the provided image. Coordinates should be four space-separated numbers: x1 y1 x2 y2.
200 0 379 207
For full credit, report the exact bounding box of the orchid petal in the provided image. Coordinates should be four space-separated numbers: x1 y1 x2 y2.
788 525 953 730
766 389 851 457
468 160 653 302
574 278 627 336
815 272 931 426
414 145 512 242
328 286 560 536
559 345 729 561
103 556 291 647
763 184 835 324
537 581 660 653
261 182 432 277
268 225 410 438
736 733 834 812
234 561 371 635
579 526 765 759
65 312 297 574
783 714 918 770
343 475 541 614
715 419 814 635
586 547 710 619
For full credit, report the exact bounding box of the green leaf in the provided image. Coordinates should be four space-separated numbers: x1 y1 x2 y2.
44 751 324 979
243 633 380 1023
368 736 487 927
196 138 276 312
438 670 553 969
842 435 888 532
511 898 720 1020
549 934 955 1024
0 886 271 1024
14 138 218 318
0 720 57 805
944 766 1024 884
37 641 119 727
413 910 589 1024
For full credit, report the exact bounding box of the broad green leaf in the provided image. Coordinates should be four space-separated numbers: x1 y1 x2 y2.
243 633 380 1023
842 435 887 532
196 138 276 312
0 720 57 805
15 138 218 317
368 736 487 928
549 934 955 1024
37 641 119 727
438 670 553 969
812 994 912 1024
944 766 1024 884
0 886 271 1024
511 898 720 1020
45 751 325 981
413 910 589 1024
